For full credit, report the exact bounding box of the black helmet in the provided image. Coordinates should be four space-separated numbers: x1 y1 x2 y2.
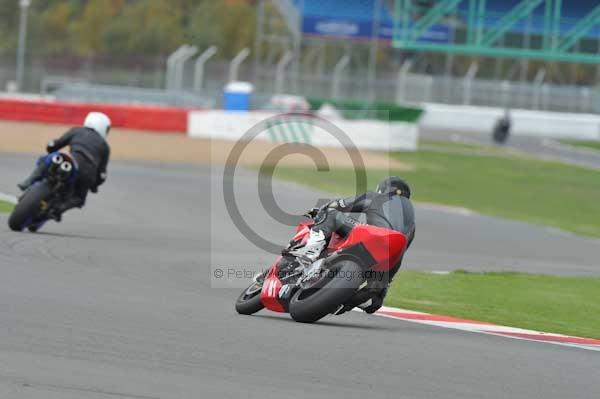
376 176 411 199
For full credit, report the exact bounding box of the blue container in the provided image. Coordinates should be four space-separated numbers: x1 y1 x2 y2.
223 81 253 111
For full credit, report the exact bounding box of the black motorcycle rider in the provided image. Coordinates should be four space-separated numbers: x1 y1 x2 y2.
18 112 111 221
288 177 415 314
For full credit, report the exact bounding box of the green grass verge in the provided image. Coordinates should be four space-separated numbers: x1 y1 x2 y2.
272 140 600 237
386 270 600 340
561 140 600 151
0 200 14 213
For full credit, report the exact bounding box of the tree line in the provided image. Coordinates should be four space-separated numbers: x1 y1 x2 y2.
0 0 256 60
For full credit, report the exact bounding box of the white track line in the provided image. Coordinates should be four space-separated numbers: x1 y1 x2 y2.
370 306 600 352
0 192 17 204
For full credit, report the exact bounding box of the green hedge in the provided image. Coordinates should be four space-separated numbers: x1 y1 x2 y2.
307 98 423 123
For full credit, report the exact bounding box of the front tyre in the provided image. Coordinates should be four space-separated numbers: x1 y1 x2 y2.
8 181 52 232
289 260 364 323
235 281 264 315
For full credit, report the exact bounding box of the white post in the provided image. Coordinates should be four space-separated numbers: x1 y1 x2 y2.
541 83 550 110
424 75 434 102
16 0 31 91
580 87 590 112
193 46 217 92
462 62 478 105
501 80 510 108
174 45 198 90
228 47 251 83
331 54 350 99
166 45 191 90
395 60 413 103
274 51 294 94
532 68 546 110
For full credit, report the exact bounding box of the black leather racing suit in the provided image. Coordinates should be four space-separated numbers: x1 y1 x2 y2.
311 191 416 313
47 127 110 212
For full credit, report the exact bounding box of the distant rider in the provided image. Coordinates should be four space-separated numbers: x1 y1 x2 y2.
288 177 416 314
18 112 111 221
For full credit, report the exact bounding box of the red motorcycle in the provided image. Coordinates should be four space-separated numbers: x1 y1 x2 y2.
235 212 408 323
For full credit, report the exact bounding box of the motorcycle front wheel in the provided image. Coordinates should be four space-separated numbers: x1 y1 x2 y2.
235 280 265 315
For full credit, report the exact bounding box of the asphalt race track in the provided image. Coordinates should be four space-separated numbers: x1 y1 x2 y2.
0 152 598 399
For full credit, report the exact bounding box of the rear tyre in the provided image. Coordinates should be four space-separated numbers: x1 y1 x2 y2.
8 181 51 232
289 260 364 323
235 281 264 315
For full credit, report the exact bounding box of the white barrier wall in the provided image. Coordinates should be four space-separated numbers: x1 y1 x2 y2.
188 110 419 151
420 103 600 140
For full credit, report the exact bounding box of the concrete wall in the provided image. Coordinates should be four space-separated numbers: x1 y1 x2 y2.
0 97 420 150
0 97 188 133
420 103 600 140
188 110 419 151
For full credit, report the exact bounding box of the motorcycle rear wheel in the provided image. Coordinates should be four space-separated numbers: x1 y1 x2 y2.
289 259 364 323
8 181 51 232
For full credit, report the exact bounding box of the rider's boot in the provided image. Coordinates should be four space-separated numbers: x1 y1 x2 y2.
358 287 387 314
289 229 327 265
47 209 62 223
18 163 46 191
51 196 84 222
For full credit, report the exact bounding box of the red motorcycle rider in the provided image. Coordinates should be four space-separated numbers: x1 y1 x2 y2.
287 176 416 314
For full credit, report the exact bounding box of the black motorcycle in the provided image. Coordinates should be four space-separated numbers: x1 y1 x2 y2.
8 152 78 232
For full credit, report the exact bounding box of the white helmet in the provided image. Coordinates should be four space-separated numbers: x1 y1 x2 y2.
84 112 111 139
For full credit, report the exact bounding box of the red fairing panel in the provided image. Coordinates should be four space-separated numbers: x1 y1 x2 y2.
335 225 407 272
260 260 286 313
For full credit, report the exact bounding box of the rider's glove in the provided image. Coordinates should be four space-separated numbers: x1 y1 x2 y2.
325 199 346 210
303 207 320 219
304 199 344 219
46 140 57 153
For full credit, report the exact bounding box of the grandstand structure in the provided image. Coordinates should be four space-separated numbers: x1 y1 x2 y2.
394 0 600 63
254 0 600 113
